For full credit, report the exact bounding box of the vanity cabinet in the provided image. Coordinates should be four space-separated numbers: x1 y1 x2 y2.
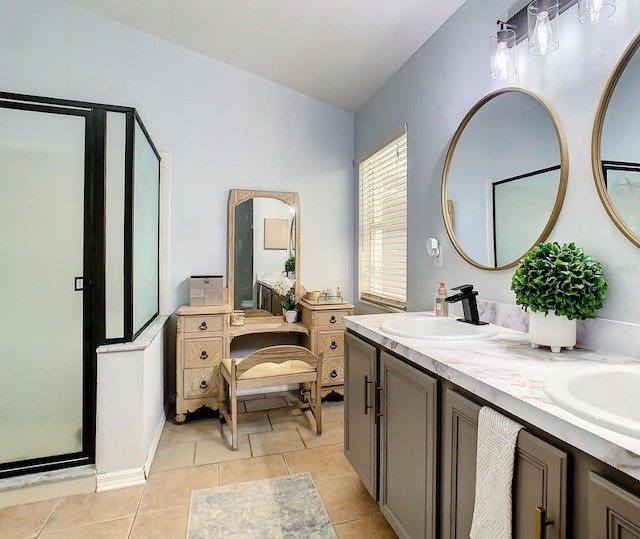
587 472 640 539
344 333 437 539
175 305 230 424
256 281 286 316
300 302 354 396
441 388 567 539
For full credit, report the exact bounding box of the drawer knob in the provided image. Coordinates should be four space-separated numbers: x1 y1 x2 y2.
199 321 208 331
329 316 337 324
200 350 209 360
199 380 209 389
330 369 338 379
330 341 338 350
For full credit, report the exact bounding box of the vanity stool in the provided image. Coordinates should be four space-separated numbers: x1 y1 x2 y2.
219 345 324 450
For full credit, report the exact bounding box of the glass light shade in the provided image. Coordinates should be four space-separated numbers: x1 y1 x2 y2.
528 0 560 56
490 29 517 79
578 0 615 24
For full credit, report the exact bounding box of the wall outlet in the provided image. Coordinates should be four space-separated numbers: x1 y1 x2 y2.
434 250 443 267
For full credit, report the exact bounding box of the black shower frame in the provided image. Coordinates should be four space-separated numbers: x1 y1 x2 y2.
0 91 160 479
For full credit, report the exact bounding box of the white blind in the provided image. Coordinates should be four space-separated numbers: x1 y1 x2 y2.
358 132 407 310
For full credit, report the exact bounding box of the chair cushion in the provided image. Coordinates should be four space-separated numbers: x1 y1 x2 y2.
221 357 315 380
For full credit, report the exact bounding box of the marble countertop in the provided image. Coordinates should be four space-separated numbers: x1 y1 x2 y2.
343 312 640 482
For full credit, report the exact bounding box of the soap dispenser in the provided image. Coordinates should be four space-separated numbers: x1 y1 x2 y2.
434 281 449 317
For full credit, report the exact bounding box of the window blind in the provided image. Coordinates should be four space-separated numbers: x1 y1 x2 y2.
358 132 407 310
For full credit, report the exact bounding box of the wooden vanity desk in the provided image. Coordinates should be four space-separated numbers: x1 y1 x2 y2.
175 303 310 423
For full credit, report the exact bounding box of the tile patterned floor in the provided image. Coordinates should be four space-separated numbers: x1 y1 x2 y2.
0 392 397 539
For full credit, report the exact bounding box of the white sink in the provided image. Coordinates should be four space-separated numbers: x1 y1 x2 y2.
379 315 499 341
543 365 640 438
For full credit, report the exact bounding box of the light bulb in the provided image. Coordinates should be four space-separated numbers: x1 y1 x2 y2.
587 0 603 23
494 41 510 79
533 11 552 55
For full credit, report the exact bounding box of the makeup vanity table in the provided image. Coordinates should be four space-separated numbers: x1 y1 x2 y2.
174 188 353 423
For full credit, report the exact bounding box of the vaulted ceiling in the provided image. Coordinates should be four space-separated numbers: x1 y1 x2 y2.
68 0 468 112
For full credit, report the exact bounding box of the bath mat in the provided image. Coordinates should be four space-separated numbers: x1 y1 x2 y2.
187 472 337 539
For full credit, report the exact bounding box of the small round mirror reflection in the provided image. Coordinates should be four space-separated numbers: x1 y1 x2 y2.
442 89 568 270
594 32 640 247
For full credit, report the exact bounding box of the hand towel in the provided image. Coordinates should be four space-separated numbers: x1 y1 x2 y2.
469 406 524 539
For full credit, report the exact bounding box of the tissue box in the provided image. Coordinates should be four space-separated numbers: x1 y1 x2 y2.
190 275 223 306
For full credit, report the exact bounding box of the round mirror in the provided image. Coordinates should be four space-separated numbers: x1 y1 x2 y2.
593 32 640 247
442 89 568 270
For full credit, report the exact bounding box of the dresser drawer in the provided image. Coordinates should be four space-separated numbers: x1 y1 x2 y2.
316 310 349 327
183 337 223 368
322 356 344 385
318 331 345 358
184 367 219 398
183 315 224 334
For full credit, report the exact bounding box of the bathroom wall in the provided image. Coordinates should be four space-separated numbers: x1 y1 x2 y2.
355 0 640 325
0 0 355 310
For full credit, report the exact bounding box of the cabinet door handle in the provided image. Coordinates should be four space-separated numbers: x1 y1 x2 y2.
364 375 374 415
330 369 338 379
200 350 209 360
329 316 337 324
329 341 337 350
199 380 209 389
535 506 554 539
199 321 208 331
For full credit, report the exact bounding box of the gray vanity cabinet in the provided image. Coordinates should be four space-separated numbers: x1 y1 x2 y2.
344 335 438 539
379 351 437 539
344 332 378 499
587 472 640 539
441 388 568 539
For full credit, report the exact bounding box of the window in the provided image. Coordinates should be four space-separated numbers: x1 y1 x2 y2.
358 132 407 310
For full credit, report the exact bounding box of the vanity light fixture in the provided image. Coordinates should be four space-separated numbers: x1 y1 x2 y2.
490 21 518 79
491 0 616 75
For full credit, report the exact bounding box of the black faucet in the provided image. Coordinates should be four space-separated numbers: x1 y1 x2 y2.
445 284 488 326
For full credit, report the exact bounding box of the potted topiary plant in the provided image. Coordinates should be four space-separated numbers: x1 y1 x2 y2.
284 256 295 278
510 242 608 352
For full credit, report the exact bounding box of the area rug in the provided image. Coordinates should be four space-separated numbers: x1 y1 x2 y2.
187 472 337 539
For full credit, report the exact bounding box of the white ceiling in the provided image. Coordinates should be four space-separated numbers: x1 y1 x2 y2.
68 0 468 112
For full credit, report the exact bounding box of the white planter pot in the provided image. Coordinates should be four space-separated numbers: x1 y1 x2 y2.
284 309 298 323
528 310 577 353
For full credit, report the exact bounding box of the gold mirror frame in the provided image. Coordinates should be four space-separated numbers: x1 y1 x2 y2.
592 31 640 249
441 88 569 270
227 189 301 310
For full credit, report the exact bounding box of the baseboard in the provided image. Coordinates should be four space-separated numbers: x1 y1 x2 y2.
144 407 168 477
96 468 146 492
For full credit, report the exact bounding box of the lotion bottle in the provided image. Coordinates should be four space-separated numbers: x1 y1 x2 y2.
434 281 449 317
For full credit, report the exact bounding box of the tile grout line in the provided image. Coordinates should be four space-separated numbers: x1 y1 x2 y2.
35 495 63 537
126 487 145 539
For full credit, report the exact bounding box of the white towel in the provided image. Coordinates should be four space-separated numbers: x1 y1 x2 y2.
470 406 524 539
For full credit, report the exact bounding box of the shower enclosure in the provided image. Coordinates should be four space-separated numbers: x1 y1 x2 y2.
0 92 160 478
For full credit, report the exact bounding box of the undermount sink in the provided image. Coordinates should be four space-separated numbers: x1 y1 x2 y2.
543 365 640 438
379 315 499 341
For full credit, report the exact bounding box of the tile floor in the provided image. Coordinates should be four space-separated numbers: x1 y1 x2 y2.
0 392 397 539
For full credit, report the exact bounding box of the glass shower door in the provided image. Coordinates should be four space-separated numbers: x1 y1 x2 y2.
0 104 87 469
